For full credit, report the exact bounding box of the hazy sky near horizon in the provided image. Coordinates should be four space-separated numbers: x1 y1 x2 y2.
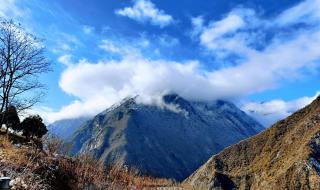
1 0 320 126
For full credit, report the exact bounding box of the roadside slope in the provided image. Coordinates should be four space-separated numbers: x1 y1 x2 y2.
185 96 320 190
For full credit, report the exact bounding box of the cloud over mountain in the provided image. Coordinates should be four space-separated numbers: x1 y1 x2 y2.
44 29 320 123
241 92 320 127
35 0 320 123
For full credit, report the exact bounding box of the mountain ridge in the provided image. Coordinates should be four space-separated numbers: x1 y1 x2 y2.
69 94 263 181
185 96 320 189
48 117 90 139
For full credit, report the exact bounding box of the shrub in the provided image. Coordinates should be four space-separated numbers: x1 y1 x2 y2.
20 115 48 140
43 135 72 155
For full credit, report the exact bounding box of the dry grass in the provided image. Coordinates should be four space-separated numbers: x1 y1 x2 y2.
58 154 107 189
57 154 176 189
106 163 175 189
0 135 48 189
0 135 177 190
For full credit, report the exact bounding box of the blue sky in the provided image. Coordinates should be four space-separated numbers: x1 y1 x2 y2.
1 0 320 126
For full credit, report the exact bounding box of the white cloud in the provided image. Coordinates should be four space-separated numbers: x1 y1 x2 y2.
206 31 320 97
115 0 173 27
200 13 245 48
82 25 94 34
196 8 258 57
190 16 204 37
41 57 205 123
59 58 206 102
99 39 122 54
241 92 320 127
58 54 73 66
276 0 320 26
0 0 26 19
139 38 150 48
194 0 320 58
98 39 143 59
158 34 179 47
50 32 82 54
41 99 112 124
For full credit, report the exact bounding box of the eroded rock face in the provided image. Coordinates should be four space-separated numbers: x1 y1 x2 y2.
69 94 263 181
185 96 320 190
309 132 320 174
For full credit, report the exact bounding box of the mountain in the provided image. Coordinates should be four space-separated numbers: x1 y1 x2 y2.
69 94 263 181
48 117 89 140
185 96 320 190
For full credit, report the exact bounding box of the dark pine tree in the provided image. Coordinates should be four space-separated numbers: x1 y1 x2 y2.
4 105 20 133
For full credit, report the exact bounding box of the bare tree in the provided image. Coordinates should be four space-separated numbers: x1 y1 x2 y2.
0 19 50 116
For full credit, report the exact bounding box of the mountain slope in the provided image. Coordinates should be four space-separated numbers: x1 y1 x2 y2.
69 94 263 181
185 96 320 190
48 117 89 139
